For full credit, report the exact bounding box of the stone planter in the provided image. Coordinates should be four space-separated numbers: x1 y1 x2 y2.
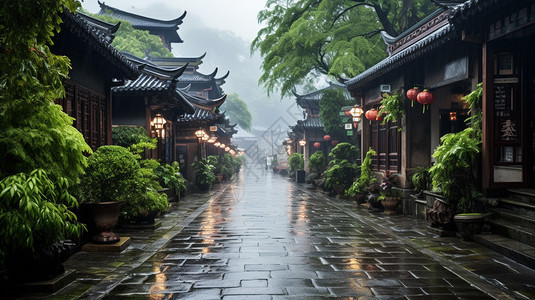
84 201 122 244
454 214 485 241
381 197 401 215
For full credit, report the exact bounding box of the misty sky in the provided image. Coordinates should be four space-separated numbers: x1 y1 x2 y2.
82 0 302 138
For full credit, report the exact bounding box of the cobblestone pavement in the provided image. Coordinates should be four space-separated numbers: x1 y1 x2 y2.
21 167 535 299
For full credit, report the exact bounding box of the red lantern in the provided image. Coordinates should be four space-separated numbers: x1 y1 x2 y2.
323 135 331 141
417 89 434 113
344 110 352 117
406 87 421 101
365 109 378 121
331 140 339 146
313 142 321 148
417 89 434 105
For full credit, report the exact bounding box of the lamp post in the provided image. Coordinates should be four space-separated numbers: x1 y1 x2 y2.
349 105 363 164
152 114 167 161
195 129 207 160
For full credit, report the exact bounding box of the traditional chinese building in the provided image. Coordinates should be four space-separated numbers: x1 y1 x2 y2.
346 0 534 192
346 0 535 267
110 53 226 165
52 11 139 150
98 1 185 51
288 83 349 171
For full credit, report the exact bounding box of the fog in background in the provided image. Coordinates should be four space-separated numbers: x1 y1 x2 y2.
82 0 301 133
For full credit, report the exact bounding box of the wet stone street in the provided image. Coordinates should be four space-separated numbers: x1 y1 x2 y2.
32 167 535 299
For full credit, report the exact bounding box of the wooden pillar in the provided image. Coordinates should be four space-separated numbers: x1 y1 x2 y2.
481 41 494 191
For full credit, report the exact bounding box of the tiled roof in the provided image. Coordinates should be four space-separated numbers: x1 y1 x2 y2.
98 1 185 43
291 117 324 131
176 107 223 122
345 23 455 90
61 10 139 79
295 82 347 110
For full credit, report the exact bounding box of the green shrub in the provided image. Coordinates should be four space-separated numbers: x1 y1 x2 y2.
325 160 357 190
80 146 140 204
411 167 431 193
289 153 304 172
154 161 186 193
192 159 216 186
112 126 156 159
346 148 377 197
0 170 85 269
328 142 359 164
308 151 325 173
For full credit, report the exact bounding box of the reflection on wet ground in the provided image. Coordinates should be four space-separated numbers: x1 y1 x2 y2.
50 168 535 299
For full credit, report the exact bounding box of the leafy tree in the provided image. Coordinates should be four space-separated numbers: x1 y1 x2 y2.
220 93 253 131
84 11 173 58
252 0 437 97
0 0 88 269
319 88 353 140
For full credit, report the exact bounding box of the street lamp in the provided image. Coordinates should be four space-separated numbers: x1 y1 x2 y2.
195 129 207 159
349 105 364 126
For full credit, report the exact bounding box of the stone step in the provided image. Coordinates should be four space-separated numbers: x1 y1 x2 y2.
488 217 535 248
489 207 535 228
508 189 535 205
474 233 535 270
498 198 535 219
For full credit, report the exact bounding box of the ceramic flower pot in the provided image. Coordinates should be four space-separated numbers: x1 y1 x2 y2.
85 201 122 244
454 213 484 241
381 197 401 215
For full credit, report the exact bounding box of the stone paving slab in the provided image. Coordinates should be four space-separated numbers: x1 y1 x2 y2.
10 170 535 299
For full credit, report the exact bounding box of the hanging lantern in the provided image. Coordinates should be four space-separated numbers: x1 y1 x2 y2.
349 105 364 118
417 89 435 113
344 110 352 117
365 108 378 121
323 134 331 141
406 87 421 107
313 142 321 148
331 140 339 146
298 139 306 147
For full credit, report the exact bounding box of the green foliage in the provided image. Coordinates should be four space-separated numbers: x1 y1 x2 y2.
0 0 89 269
411 167 431 193
85 12 173 58
325 159 357 190
154 161 187 193
308 151 325 173
289 153 304 172
463 83 483 139
1 0 91 184
79 146 140 203
328 142 359 164
378 92 404 127
220 93 253 131
252 0 436 97
192 159 216 186
319 89 353 139
123 158 168 218
346 148 377 197
112 126 157 159
429 128 480 213
233 154 246 173
0 169 85 269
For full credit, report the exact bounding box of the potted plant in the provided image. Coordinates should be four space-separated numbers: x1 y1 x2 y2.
429 84 483 240
307 151 325 187
346 148 377 205
192 159 216 191
120 158 169 224
411 167 431 198
154 161 187 201
378 91 405 130
378 172 401 214
79 145 140 243
326 143 359 196
288 153 304 180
